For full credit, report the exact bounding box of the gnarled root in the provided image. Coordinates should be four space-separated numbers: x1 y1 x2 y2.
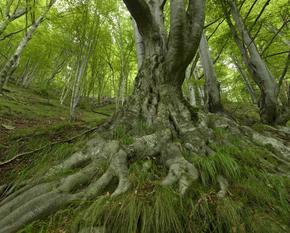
0 111 289 233
161 143 198 195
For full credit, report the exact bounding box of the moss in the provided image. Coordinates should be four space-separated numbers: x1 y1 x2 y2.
0 84 113 185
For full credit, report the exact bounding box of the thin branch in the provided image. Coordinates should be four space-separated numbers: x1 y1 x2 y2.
249 0 271 32
207 18 225 41
244 0 259 20
278 51 290 91
246 22 263 50
204 16 223 29
266 51 289 58
213 39 229 64
262 20 289 55
0 26 31 41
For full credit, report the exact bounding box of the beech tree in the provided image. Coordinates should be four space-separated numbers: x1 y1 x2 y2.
0 1 289 233
0 1 207 232
222 0 280 124
199 32 223 112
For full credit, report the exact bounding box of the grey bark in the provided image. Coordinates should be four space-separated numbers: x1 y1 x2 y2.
0 2 207 232
132 19 144 70
189 84 197 107
199 32 223 112
232 57 257 104
224 0 279 124
70 54 90 120
22 62 38 88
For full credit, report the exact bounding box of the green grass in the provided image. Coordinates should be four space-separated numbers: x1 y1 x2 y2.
0 84 114 185
1 85 289 233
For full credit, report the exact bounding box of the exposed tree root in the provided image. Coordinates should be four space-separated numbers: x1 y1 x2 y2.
0 122 107 167
0 109 289 233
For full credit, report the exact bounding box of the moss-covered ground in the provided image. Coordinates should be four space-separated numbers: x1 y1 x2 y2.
0 84 114 184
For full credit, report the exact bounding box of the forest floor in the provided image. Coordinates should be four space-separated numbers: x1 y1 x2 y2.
0 85 289 233
0 84 114 185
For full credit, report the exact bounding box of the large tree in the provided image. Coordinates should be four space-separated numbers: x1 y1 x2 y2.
1 1 289 233
0 1 207 232
120 0 205 124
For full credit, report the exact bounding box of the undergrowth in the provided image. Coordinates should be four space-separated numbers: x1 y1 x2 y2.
1 86 289 233
17 134 290 233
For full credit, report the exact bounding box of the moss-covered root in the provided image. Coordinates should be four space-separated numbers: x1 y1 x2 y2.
0 142 123 233
0 127 202 233
1 113 289 233
161 143 198 195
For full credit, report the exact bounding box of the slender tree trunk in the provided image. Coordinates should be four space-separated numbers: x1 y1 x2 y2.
224 0 279 124
288 83 290 108
199 32 223 112
193 69 205 107
70 56 89 120
0 0 55 92
232 57 257 104
46 59 66 87
22 63 38 88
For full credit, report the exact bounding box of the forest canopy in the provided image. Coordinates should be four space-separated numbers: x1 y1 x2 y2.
0 0 288 119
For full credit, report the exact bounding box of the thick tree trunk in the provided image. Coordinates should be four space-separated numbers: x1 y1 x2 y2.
199 32 223 113
0 1 207 232
224 0 279 124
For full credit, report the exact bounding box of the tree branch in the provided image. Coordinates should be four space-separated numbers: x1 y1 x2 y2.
262 19 289 55
123 0 153 35
278 51 290 92
167 0 187 59
160 0 167 10
249 0 271 32
166 0 205 84
187 0 206 54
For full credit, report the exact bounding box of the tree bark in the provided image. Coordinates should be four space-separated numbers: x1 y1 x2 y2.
120 0 205 126
189 84 197 107
232 57 257 105
132 19 144 70
199 32 223 113
224 0 279 124
0 1 208 232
